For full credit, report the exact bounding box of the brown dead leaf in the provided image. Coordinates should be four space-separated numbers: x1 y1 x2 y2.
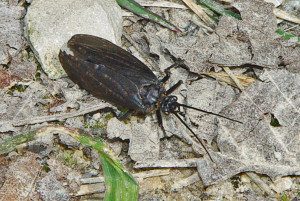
9 56 37 80
0 69 19 88
0 156 9 186
203 71 256 88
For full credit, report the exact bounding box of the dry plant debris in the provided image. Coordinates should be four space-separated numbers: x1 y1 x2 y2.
0 0 300 200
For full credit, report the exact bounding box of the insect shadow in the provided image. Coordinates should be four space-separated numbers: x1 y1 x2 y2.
59 34 242 162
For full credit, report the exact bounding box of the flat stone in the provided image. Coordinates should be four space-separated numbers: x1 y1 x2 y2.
25 0 123 79
271 177 293 193
0 2 25 64
107 117 160 162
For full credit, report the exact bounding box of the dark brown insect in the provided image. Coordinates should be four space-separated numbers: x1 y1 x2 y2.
59 34 241 161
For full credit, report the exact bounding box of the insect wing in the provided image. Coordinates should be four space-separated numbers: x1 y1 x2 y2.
59 35 158 113
67 34 158 86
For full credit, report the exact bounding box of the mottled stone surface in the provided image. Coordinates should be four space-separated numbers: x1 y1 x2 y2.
25 0 123 79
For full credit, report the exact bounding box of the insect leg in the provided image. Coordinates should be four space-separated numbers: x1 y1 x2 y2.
178 111 185 118
160 60 187 84
164 60 187 72
166 80 183 95
160 73 170 83
156 109 164 129
156 109 167 136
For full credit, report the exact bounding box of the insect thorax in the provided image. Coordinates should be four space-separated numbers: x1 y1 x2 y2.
140 83 165 112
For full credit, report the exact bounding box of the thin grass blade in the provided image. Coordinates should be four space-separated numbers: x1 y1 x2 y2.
116 0 181 32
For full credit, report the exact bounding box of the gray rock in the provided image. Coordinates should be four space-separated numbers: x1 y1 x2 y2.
0 2 25 64
162 0 286 73
282 0 300 16
186 78 236 144
197 69 300 186
24 0 123 79
107 116 160 162
58 131 81 148
38 173 70 201
0 152 41 200
271 177 293 193
64 117 84 130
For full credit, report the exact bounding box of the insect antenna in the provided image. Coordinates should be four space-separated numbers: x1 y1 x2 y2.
177 103 243 124
172 112 214 162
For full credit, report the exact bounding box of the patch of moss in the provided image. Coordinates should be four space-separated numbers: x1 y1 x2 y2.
84 121 107 130
59 150 78 168
84 113 114 130
42 163 51 172
281 192 290 201
7 84 28 95
34 63 42 81
104 113 114 121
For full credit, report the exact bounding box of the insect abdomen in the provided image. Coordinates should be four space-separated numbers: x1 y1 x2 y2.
59 34 162 114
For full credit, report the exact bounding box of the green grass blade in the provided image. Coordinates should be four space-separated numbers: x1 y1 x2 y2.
276 28 300 42
116 0 181 32
197 0 241 20
78 136 139 201
0 132 36 155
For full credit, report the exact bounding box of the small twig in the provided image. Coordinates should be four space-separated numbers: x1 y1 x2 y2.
78 169 170 196
181 0 215 27
81 177 105 184
284 24 299 32
191 14 215 32
134 169 170 181
139 1 188 9
81 169 170 184
76 183 106 196
0 103 108 128
274 8 300 25
117 0 181 32
171 172 201 191
198 0 300 25
247 172 275 195
219 0 232 3
134 158 198 168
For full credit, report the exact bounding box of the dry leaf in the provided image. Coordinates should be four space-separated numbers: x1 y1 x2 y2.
204 71 256 88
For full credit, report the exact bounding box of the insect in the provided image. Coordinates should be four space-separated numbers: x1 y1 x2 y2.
59 34 241 161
